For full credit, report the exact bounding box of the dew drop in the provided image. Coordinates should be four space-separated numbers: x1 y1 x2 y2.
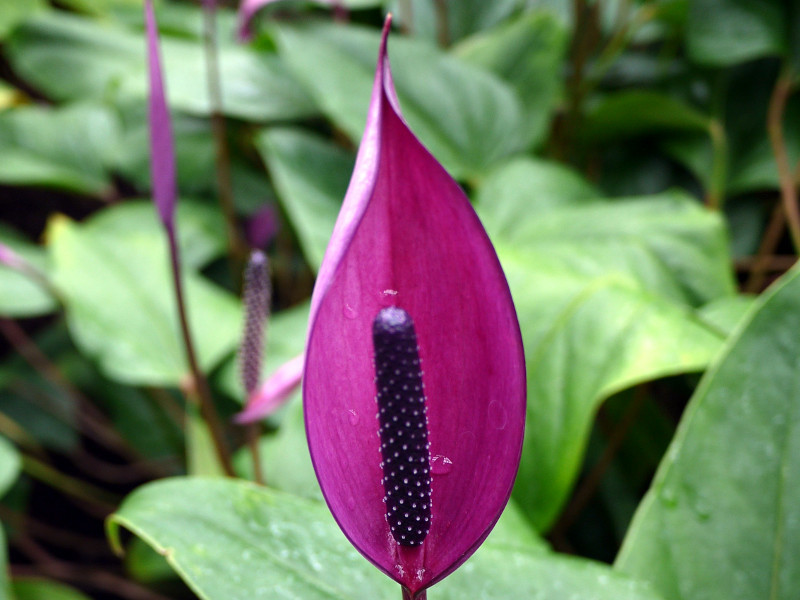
431 454 453 475
347 409 359 426
379 289 399 305
343 303 358 319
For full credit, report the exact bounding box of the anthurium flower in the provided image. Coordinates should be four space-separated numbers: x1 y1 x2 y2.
144 0 176 231
303 16 526 599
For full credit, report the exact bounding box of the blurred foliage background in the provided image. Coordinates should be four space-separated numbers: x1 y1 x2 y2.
0 0 799 599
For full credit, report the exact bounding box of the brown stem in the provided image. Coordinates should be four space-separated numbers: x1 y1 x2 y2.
0 504 111 555
432 0 449 47
166 228 234 476
743 203 789 292
706 118 727 210
21 455 119 514
396 0 412 34
247 423 265 485
202 1 247 276
0 319 149 466
767 67 800 251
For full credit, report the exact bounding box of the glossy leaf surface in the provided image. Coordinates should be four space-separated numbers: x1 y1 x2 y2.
616 266 800 600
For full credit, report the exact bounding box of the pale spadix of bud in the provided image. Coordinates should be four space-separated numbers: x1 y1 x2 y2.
239 250 271 397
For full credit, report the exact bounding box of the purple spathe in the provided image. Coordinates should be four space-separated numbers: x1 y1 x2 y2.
144 0 177 231
302 16 526 598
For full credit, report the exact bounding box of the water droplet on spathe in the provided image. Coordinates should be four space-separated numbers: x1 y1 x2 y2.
431 455 453 475
343 303 358 319
348 409 359 426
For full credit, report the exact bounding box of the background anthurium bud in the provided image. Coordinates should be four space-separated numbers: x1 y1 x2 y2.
144 0 176 231
302 16 526 599
239 250 271 398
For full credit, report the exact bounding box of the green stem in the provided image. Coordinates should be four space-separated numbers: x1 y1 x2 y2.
166 226 234 476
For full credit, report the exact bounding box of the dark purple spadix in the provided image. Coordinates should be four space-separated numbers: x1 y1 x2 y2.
372 307 431 546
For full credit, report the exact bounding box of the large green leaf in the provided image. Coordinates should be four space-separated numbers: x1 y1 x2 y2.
476 164 735 306
109 477 662 600
255 128 352 272
615 266 800 600
687 0 787 66
454 12 568 149
506 254 725 531
388 0 523 45
109 477 395 600
582 91 710 142
273 22 526 179
48 206 240 386
6 10 316 122
11 579 91 600
0 224 57 318
474 161 734 530
0 0 47 40
0 102 120 196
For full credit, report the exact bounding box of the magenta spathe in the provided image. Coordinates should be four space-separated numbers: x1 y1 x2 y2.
302 16 526 598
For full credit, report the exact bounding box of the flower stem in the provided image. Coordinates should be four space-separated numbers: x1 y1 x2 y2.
706 118 727 210
767 65 800 252
432 0 449 47
166 226 234 476
401 587 426 600
202 0 247 274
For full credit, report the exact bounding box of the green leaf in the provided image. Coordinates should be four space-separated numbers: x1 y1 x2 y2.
255 128 352 272
0 102 120 196
697 294 757 337
474 169 734 530
6 10 316 122
110 477 660 600
474 157 599 233
82 200 227 270
476 187 735 306
11 579 91 600
108 477 395 600
687 0 787 66
48 209 240 386
616 266 800 600
0 527 10 600
0 224 57 318
273 22 526 179
0 436 20 499
582 91 710 142
388 0 523 44
438 547 664 600
507 255 726 531
454 12 568 149
0 0 47 40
